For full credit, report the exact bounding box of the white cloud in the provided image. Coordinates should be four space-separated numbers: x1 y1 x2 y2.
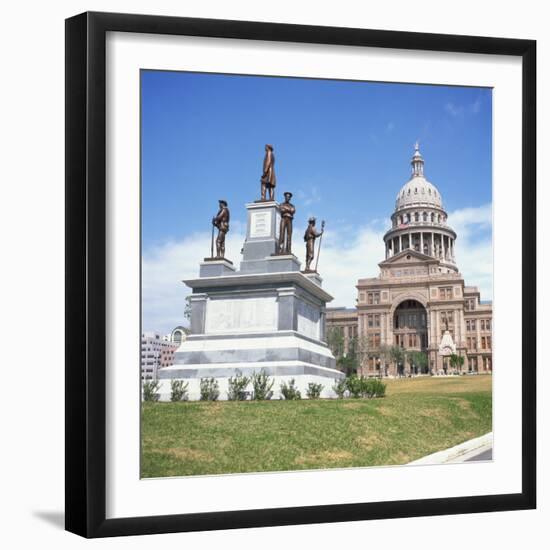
142 204 493 333
445 102 464 117
448 203 493 301
142 228 246 334
445 98 484 118
296 185 321 206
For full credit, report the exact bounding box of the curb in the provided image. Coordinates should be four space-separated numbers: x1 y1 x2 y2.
407 432 493 465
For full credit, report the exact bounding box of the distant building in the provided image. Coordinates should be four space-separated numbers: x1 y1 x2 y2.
327 144 492 377
140 331 180 381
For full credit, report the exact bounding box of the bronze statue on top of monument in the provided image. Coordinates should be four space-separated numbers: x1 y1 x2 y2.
277 191 295 255
205 199 231 262
303 217 324 272
260 144 276 201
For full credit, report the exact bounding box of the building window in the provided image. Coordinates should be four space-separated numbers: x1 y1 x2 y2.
486 319 492 330
439 287 452 300
480 320 485 331
369 333 381 348
367 292 380 305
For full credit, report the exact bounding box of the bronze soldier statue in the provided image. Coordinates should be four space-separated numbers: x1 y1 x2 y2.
304 217 324 271
278 191 295 254
212 199 230 258
260 144 276 201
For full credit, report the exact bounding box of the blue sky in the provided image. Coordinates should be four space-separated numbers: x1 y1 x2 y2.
141 70 492 334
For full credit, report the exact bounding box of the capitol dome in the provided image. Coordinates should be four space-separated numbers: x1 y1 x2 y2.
383 142 458 272
395 143 443 211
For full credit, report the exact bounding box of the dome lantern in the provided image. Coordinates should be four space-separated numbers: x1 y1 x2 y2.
411 141 424 177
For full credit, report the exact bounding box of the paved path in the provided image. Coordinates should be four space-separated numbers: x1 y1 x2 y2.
408 433 493 465
465 448 492 462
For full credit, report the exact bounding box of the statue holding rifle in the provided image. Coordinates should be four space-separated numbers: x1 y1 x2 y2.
303 217 324 272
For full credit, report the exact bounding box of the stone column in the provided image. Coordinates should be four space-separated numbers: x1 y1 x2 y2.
431 232 435 257
420 232 424 254
399 234 403 253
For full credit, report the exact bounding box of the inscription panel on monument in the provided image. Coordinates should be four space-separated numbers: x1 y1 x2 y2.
250 211 272 238
205 295 278 334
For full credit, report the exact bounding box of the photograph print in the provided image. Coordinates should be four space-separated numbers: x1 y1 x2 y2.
140 70 493 478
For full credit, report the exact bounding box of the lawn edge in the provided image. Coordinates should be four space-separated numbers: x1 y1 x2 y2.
407 432 493 465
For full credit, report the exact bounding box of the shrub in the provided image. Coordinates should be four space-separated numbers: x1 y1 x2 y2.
251 371 274 400
306 382 323 399
345 375 364 398
170 379 189 402
365 378 386 398
332 378 347 399
280 378 301 400
142 380 160 402
200 377 220 401
227 371 250 401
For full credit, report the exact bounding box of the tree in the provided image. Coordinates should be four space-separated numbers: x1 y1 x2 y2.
389 345 405 377
408 350 428 375
326 327 345 359
355 335 371 375
449 353 465 374
327 328 359 375
378 344 393 377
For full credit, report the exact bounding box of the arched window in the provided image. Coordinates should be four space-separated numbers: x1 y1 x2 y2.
430 213 435 222
438 214 441 223
415 212 419 222
423 212 428 222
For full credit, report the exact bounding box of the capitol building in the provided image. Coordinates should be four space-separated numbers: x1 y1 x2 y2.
326 144 493 376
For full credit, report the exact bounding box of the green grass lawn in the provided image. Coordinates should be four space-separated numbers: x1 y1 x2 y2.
141 375 492 478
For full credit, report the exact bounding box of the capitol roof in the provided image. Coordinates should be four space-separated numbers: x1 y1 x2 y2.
395 143 444 211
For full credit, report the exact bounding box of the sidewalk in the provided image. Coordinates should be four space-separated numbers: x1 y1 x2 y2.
407 432 493 465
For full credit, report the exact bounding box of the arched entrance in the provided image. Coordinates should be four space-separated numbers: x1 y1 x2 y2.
393 299 428 375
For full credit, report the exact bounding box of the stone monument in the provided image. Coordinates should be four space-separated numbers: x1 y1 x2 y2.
157 150 342 400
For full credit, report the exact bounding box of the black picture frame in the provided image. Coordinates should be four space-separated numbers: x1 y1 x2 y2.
65 11 536 538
